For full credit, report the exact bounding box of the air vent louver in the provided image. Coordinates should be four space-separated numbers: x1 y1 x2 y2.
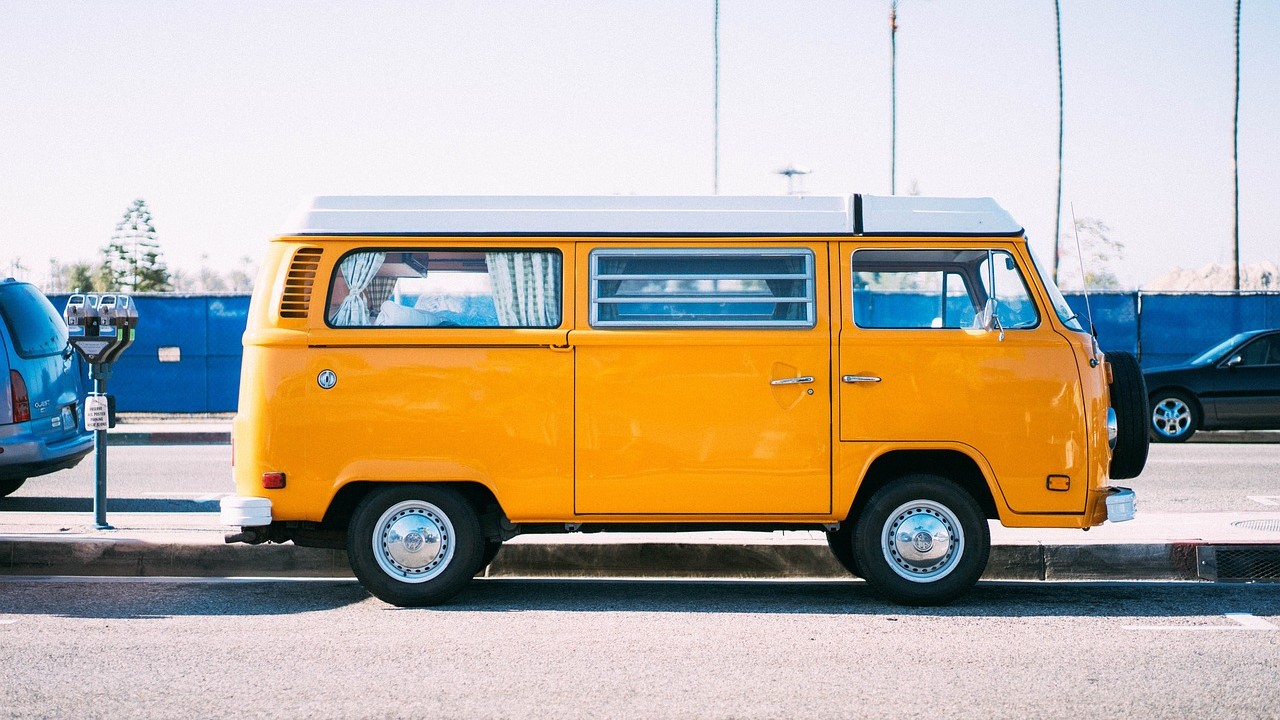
280 247 323 318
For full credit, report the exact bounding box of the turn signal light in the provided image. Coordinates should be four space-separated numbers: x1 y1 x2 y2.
261 472 286 489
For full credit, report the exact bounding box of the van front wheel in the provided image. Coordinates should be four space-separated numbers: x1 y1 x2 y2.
853 475 990 606
347 485 485 607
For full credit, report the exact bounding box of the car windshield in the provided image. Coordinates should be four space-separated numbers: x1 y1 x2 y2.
1188 332 1252 365
0 282 69 358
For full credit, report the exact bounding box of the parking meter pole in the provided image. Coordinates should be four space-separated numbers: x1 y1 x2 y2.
90 362 113 531
64 293 135 532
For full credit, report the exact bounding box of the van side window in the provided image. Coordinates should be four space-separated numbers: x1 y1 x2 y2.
326 250 562 328
589 249 815 328
852 249 1038 330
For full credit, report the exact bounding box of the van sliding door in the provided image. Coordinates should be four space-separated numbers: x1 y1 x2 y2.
572 244 833 516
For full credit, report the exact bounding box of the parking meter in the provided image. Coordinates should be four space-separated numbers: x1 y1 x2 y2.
66 293 136 365
63 293 139 530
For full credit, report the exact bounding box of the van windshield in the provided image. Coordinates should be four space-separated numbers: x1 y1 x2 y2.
0 283 68 358
1027 248 1085 332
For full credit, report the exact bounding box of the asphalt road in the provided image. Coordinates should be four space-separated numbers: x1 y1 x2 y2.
1 445 231 512
1 577 1278 719
1130 443 1280 512
5 442 1279 515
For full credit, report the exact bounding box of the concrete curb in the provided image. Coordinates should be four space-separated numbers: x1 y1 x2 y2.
107 430 231 446
0 537 1207 582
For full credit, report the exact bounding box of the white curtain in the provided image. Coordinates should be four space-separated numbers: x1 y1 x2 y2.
332 252 386 326
486 252 560 327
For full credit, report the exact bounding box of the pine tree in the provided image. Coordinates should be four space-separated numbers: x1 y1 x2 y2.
103 198 171 292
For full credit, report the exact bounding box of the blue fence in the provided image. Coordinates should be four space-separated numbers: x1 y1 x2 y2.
42 292 1280 413
1063 292 1280 368
48 294 250 414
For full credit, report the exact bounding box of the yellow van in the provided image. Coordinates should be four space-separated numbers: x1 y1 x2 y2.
221 195 1147 606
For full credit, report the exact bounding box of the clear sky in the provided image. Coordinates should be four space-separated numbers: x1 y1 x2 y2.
2 1 1276 289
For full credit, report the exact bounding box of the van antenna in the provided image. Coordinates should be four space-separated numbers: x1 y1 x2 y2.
1070 203 1101 362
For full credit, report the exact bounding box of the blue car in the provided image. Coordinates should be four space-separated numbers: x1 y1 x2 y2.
0 278 93 496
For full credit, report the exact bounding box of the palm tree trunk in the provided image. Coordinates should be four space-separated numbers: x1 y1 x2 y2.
713 0 720 195
1232 0 1241 291
890 1 898 195
1053 0 1064 284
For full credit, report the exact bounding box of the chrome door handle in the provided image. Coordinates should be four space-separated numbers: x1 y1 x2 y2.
842 375 882 383
770 376 815 386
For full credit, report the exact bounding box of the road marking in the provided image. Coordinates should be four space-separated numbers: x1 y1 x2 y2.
1247 496 1280 506
1125 613 1278 631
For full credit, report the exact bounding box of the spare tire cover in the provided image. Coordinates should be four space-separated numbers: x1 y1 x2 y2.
1107 351 1149 480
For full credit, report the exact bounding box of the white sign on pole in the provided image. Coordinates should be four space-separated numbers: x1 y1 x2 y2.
84 395 109 431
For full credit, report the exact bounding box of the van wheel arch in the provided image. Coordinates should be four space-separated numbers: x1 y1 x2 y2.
847 449 999 525
831 450 997 592
325 480 506 541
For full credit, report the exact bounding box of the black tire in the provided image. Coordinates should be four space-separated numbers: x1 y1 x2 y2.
1149 390 1199 444
1108 351 1150 479
0 478 27 498
853 475 989 606
825 525 861 577
476 539 503 576
347 484 485 607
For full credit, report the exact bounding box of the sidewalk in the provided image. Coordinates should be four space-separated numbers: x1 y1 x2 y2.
1 416 1273 583
2 509 1278 582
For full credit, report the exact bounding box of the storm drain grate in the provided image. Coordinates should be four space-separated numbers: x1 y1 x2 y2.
1198 545 1280 582
1232 519 1280 534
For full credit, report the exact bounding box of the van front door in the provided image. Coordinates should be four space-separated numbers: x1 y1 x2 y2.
573 245 832 516
838 243 1089 514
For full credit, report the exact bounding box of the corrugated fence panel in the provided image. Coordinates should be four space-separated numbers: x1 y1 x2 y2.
205 296 250 411
1139 293 1280 368
1063 293 1139 355
43 291 1278 412
45 293 249 413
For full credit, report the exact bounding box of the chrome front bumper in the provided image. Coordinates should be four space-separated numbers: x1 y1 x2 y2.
1105 487 1136 523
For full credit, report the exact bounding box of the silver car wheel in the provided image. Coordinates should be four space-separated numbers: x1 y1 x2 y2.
880 499 964 583
1152 397 1192 439
372 500 455 583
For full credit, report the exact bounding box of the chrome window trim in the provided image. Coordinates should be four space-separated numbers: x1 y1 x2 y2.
589 248 816 329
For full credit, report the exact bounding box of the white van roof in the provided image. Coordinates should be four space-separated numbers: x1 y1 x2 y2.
287 194 1022 237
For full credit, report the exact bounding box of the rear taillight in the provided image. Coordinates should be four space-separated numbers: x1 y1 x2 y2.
9 370 30 423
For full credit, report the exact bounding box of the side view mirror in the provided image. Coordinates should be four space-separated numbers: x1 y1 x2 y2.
976 298 1005 341
1225 355 1243 368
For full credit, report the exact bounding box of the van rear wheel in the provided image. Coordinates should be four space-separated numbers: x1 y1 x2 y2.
853 475 989 606
825 525 861 577
477 539 503 575
347 484 485 607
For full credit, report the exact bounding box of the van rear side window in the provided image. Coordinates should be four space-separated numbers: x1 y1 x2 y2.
589 249 815 328
326 249 562 328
